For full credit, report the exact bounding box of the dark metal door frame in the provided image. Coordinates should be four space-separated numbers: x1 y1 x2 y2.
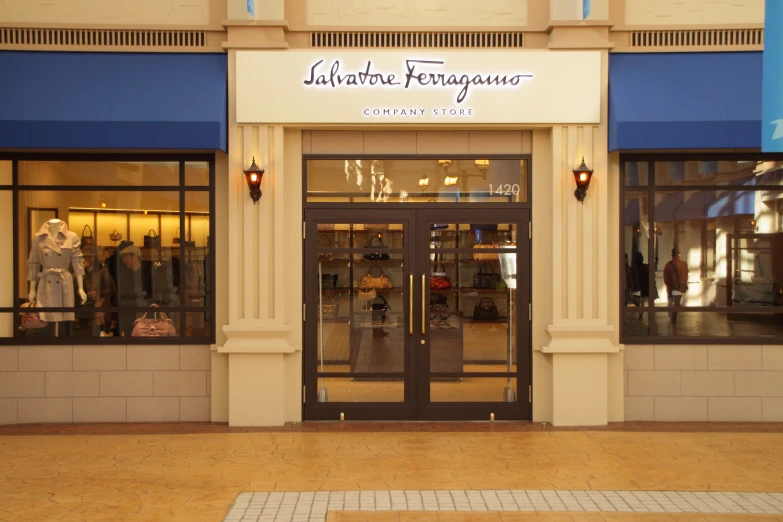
302 208 531 421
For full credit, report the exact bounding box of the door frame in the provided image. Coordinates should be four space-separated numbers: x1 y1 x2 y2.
413 208 531 421
302 208 531 421
303 209 418 421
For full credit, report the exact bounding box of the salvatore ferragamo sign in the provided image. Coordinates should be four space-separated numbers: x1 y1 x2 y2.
236 51 601 124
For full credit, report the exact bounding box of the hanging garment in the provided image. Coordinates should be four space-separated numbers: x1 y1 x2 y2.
27 222 85 322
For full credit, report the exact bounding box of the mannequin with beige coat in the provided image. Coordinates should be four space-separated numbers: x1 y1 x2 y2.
27 219 87 322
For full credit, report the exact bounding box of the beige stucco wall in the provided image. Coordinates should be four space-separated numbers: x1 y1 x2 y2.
625 0 764 26
0 0 211 26
624 345 783 421
306 0 528 27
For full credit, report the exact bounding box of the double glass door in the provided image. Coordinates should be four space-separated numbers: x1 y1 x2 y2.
303 209 530 421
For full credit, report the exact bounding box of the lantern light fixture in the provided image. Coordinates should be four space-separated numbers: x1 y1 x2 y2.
444 174 459 186
750 219 759 232
572 157 593 203
243 157 265 204
418 174 430 188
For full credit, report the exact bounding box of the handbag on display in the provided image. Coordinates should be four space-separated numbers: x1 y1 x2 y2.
320 273 338 290
363 234 390 261
361 270 393 290
131 305 177 337
317 234 335 262
430 263 452 290
81 225 94 248
473 297 500 321
473 242 499 262
144 229 161 248
109 229 123 242
357 281 377 302
319 303 339 320
430 292 450 321
20 302 47 330
473 263 501 290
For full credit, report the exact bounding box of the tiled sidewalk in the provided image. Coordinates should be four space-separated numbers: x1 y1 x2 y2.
224 490 783 521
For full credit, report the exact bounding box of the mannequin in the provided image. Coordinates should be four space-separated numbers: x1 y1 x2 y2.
27 219 87 327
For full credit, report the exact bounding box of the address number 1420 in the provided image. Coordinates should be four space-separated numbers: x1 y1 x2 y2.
488 184 520 196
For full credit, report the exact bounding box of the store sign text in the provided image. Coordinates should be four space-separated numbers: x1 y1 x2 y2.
303 59 533 104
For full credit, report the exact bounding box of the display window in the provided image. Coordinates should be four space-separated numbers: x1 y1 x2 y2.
621 157 783 343
0 156 214 344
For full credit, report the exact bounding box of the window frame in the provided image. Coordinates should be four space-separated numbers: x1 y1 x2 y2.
0 153 216 345
620 153 783 345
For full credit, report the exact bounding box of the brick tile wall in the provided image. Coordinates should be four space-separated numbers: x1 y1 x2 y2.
625 345 783 421
0 345 211 425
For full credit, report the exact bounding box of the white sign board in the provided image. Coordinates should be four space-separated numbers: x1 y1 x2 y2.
236 51 600 124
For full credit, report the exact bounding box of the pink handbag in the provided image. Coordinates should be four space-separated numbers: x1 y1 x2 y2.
20 303 47 329
131 307 177 337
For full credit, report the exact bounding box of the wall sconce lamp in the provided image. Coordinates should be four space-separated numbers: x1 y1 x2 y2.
572 157 593 203
444 174 459 186
243 157 265 204
418 174 429 188
750 219 759 232
439 159 458 186
474 159 490 174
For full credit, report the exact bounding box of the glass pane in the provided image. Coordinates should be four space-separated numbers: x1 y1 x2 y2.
317 254 352 370
0 190 11 307
652 311 783 338
0 313 12 337
307 158 528 203
655 161 783 187
624 193 655 308
429 250 517 373
19 191 181 339
351 253 405 374
316 377 404 402
430 223 517 249
183 193 210 311
185 162 209 186
431 377 517 402
19 161 180 187
0 161 11 185
625 161 649 186
623 310 649 338
653 190 783 308
185 312 210 338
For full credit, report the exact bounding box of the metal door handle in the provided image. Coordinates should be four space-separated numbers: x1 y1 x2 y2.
421 274 426 335
409 274 413 336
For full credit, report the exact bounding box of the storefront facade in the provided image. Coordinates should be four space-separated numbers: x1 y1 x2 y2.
0 51 227 424
217 38 624 426
2 0 780 427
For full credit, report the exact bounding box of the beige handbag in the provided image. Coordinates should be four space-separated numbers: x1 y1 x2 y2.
358 280 377 302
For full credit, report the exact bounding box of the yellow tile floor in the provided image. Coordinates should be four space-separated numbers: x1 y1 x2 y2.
1 430 782 521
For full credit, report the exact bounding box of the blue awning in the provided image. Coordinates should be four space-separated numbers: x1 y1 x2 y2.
609 52 762 151
0 52 227 151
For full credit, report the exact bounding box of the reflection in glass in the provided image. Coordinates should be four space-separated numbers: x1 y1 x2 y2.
624 194 656 308
319 378 404 402
625 161 649 186
307 158 528 203
431 378 518 402
19 161 180 187
314 222 406 403
185 162 209 186
655 160 783 187
652 311 783 338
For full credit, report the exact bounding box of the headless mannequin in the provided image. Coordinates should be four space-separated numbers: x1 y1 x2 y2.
28 219 87 305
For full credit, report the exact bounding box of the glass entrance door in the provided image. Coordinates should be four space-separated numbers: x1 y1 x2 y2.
416 210 530 421
303 209 530 421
